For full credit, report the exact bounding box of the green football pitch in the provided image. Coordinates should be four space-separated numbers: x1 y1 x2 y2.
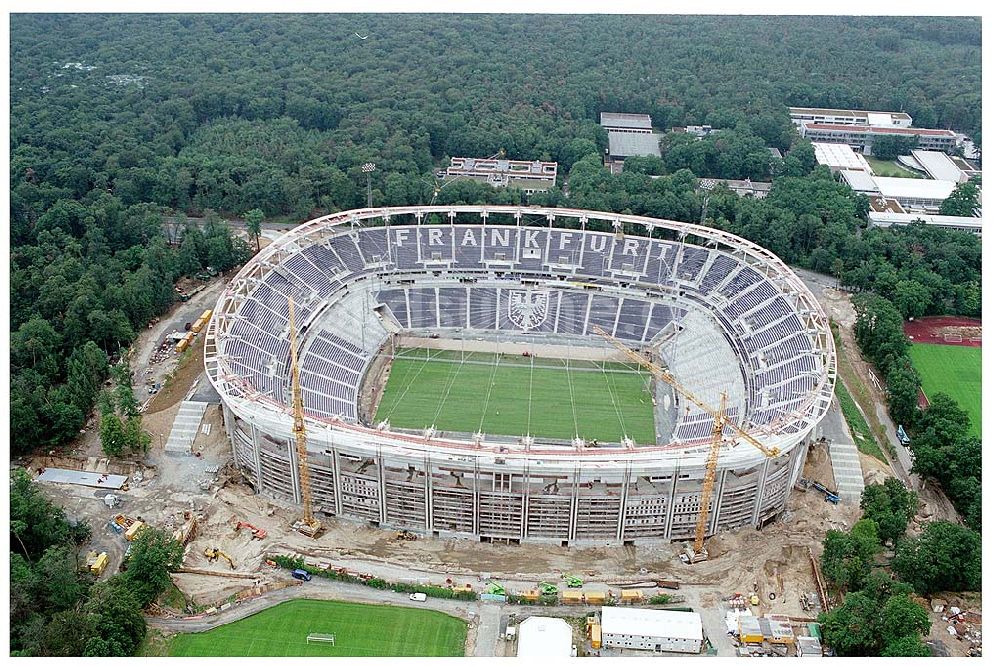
168 599 468 657
374 348 656 444
909 343 982 438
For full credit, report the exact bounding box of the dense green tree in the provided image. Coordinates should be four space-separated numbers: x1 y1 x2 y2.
871 135 919 160
893 521 982 594
120 527 185 607
938 177 981 217
881 635 932 657
860 478 919 545
245 208 264 253
82 579 148 657
820 518 882 592
818 592 881 656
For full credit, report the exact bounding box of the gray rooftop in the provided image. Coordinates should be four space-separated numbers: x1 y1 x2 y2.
37 468 129 489
608 131 662 158
601 112 652 130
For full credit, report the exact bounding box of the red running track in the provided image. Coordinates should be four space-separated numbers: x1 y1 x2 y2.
903 316 982 348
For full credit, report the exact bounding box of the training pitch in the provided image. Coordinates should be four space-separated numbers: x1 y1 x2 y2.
909 343 982 438
168 599 468 657
374 348 656 444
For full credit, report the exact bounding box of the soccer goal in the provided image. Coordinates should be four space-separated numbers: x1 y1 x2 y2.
307 633 336 646
943 333 963 343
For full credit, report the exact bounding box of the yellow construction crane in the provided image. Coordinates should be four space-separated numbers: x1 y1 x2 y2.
288 297 323 538
592 325 779 562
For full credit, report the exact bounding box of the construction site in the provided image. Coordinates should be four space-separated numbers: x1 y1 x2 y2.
18 210 980 658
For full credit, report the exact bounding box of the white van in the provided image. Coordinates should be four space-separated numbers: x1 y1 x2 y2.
409 592 427 602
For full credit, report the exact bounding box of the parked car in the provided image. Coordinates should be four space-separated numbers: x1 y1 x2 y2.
409 592 427 602
292 569 312 582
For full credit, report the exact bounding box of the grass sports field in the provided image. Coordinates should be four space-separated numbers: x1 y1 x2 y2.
865 156 924 178
909 343 981 438
374 348 656 444
169 599 467 657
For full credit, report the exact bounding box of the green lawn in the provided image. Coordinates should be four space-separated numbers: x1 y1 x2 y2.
909 343 982 438
835 379 886 463
169 599 468 657
865 156 924 178
374 348 656 444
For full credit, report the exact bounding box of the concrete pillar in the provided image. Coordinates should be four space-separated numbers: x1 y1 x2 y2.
331 443 343 516
751 458 771 527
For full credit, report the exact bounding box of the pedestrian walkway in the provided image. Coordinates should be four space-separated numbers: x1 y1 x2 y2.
165 401 209 455
818 398 866 503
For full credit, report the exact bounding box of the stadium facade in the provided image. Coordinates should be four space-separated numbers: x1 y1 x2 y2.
206 206 836 544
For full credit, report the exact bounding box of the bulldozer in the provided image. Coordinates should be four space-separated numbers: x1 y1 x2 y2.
204 547 236 570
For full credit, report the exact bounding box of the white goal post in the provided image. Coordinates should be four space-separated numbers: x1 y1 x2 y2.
307 633 336 646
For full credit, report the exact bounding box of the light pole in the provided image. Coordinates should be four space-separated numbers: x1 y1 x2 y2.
361 162 375 208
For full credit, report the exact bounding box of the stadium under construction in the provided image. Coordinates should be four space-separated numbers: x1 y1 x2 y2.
205 206 836 545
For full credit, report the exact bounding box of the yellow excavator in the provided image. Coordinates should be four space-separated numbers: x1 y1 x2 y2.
593 326 779 563
203 547 236 570
288 298 323 538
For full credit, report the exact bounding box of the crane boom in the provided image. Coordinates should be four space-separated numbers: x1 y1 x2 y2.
592 325 779 558
288 297 322 538
591 326 779 457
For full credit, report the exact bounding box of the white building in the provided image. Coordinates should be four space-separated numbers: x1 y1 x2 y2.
516 617 573 658
600 606 703 654
811 142 872 173
789 106 912 128
445 157 557 195
868 211 981 234
910 150 967 183
840 171 956 213
800 123 959 156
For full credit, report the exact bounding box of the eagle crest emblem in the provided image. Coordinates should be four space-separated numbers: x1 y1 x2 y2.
508 290 549 331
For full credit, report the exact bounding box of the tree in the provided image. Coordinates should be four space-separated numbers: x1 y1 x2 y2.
818 592 880 656
893 521 981 594
82 579 147 656
881 635 932 657
871 135 919 160
860 477 918 545
245 207 264 253
120 527 185 607
938 177 981 217
99 408 127 458
880 594 932 642
820 518 882 592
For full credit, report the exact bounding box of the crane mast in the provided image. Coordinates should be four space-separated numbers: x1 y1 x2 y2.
289 297 322 538
592 325 778 561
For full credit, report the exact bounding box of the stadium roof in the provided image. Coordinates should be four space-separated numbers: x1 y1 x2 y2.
601 112 652 130
608 131 663 158
516 617 573 657
601 607 703 641
872 176 955 201
811 142 870 171
911 150 965 182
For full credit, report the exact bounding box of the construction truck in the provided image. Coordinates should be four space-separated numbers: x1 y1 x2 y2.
485 582 506 596
539 582 559 596
564 575 584 588
204 547 236 570
81 551 109 576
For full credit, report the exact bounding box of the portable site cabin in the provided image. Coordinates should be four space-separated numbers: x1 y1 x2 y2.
585 591 609 605
586 618 602 649
761 615 795 645
738 615 764 644
520 589 540 602
561 590 585 605
620 589 645 604
600 606 704 654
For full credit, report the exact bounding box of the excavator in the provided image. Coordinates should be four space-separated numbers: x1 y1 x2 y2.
235 521 268 540
592 326 779 563
204 547 236 570
288 298 323 538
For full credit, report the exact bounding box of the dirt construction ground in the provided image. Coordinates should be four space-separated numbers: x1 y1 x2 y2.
19 264 974 657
